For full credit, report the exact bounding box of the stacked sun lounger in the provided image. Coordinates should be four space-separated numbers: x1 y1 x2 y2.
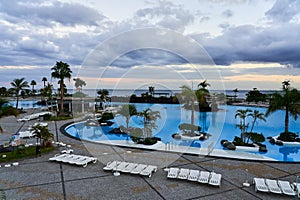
49 154 97 167
166 167 222 187
103 161 157 178
253 178 296 196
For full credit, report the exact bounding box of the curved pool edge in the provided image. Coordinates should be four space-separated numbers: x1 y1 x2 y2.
60 121 288 163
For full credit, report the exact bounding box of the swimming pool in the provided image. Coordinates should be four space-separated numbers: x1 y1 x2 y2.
65 103 300 162
8 100 42 109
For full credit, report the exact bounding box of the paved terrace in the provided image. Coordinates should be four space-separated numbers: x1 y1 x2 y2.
0 111 300 200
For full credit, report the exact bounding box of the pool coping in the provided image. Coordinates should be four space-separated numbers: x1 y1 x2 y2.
60 120 300 163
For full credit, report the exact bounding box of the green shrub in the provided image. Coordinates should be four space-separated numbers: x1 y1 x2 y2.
278 132 298 142
233 136 244 146
101 112 114 121
249 132 265 143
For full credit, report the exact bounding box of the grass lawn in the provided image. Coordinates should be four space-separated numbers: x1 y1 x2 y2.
0 145 56 163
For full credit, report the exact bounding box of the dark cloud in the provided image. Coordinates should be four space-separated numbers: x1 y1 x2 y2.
0 0 107 26
266 0 300 23
110 49 187 68
191 23 300 68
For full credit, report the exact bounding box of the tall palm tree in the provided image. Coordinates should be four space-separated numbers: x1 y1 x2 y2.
266 81 300 133
30 80 37 95
235 109 252 142
118 104 137 128
42 77 48 88
51 61 72 115
180 85 196 125
249 110 266 132
10 78 29 109
138 108 161 138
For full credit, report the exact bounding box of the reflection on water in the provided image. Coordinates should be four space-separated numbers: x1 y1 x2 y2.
279 146 300 162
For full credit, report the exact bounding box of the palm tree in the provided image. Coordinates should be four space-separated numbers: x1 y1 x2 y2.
139 108 161 138
180 85 196 125
42 77 48 88
235 109 252 142
10 78 29 109
198 80 211 89
51 61 72 115
73 78 86 92
233 88 238 102
249 110 266 132
30 80 37 95
266 81 300 133
118 104 138 128
41 83 53 100
97 89 110 109
32 124 54 146
196 80 210 111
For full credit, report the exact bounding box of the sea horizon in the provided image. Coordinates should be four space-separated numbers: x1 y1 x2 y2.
75 88 280 99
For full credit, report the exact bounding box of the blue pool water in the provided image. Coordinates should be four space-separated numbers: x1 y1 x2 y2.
8 100 42 109
65 103 300 162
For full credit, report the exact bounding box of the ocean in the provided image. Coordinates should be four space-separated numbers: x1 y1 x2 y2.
75 89 278 99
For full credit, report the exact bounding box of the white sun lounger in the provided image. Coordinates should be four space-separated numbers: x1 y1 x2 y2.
130 164 148 174
140 165 157 178
253 178 269 193
73 156 97 167
120 162 138 173
198 171 210 184
103 161 121 171
49 154 69 161
187 170 200 181
167 167 180 179
292 183 300 198
50 154 97 167
208 172 222 187
67 155 86 164
115 161 129 171
177 168 190 180
277 180 295 196
265 179 282 194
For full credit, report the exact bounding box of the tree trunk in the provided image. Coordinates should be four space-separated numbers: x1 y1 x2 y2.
250 119 256 132
59 80 64 115
126 117 129 129
285 105 289 133
191 99 195 125
16 95 19 109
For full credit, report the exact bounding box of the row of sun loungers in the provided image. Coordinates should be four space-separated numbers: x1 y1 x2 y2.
17 112 52 122
167 167 222 187
103 161 158 177
49 154 97 168
253 177 298 196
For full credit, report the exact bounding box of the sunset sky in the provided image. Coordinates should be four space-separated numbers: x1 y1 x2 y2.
1 0 300 92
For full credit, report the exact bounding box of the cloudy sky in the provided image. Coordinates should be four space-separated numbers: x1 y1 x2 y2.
1 0 300 92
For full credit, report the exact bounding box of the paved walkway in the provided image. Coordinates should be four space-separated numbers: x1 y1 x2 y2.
0 112 299 200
